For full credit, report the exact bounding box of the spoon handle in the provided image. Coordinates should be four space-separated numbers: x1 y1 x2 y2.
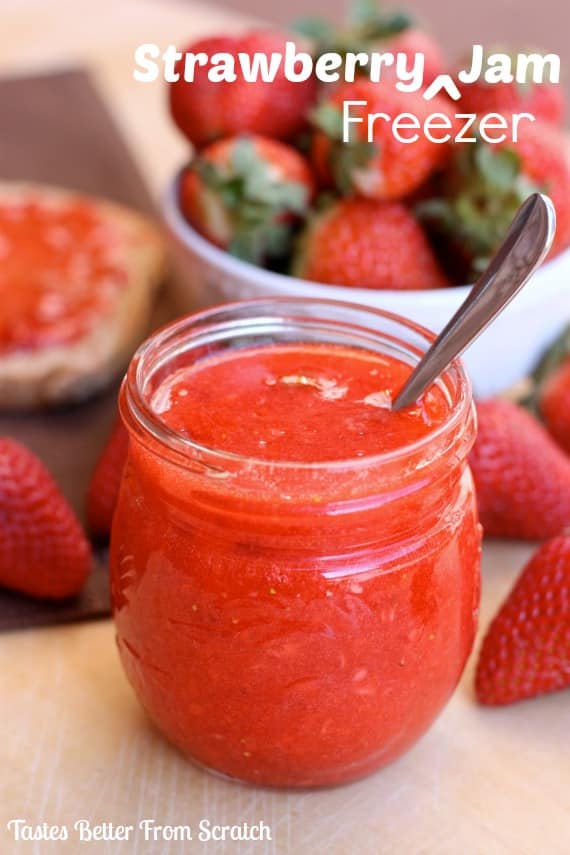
392 193 557 411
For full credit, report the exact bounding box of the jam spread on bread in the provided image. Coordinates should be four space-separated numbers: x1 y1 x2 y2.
0 199 129 353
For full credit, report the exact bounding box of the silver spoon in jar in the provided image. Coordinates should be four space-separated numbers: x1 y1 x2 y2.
392 193 556 411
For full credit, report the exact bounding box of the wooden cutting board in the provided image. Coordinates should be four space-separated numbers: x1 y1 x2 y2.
0 68 176 631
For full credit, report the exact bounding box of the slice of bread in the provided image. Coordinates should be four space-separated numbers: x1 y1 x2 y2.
0 183 167 409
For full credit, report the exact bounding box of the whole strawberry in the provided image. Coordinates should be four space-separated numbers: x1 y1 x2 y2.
0 438 92 598
293 199 449 290
476 534 570 705
418 120 570 280
311 80 454 200
169 32 317 148
469 399 570 540
86 417 129 540
456 51 564 127
179 135 314 263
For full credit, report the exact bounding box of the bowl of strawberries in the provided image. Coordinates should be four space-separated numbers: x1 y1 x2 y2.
162 7 570 397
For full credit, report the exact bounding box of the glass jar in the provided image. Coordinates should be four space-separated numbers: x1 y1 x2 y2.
111 299 481 788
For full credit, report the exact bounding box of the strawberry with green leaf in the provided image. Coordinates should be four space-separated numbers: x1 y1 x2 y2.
179 135 314 264
418 120 570 281
296 0 445 88
310 79 454 201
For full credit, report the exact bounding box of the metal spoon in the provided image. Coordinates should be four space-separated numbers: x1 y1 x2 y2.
392 193 557 411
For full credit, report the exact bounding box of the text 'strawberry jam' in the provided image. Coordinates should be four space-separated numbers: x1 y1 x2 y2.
111 300 481 788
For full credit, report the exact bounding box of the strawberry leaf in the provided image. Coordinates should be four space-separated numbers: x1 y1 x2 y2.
416 198 455 228
311 103 378 196
474 145 521 191
333 140 378 195
417 136 543 279
311 104 345 140
293 17 336 43
348 0 411 36
192 138 309 265
299 2 412 65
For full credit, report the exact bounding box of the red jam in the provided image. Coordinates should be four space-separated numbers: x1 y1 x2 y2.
151 344 450 461
0 198 127 354
111 303 481 788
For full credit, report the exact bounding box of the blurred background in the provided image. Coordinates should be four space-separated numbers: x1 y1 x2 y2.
221 0 570 85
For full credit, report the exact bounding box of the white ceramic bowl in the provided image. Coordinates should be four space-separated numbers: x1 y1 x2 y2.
162 176 570 397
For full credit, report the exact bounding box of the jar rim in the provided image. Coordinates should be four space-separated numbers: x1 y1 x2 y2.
123 297 474 474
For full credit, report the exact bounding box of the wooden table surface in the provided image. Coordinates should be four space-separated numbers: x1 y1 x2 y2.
2 2 570 853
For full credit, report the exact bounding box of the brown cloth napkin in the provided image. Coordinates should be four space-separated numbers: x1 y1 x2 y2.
0 68 173 631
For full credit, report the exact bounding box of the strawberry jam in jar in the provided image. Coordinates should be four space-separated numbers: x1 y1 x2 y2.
111 299 481 788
